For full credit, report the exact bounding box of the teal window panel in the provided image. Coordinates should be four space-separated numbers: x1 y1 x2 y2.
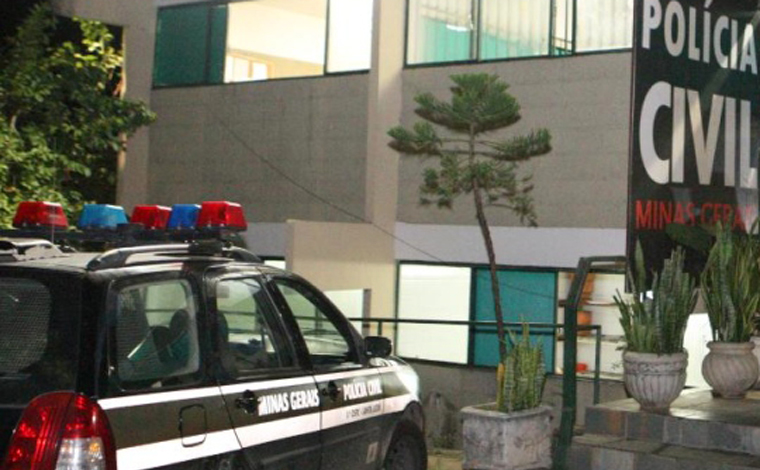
207 6 228 84
153 5 227 87
472 269 556 371
420 18 472 63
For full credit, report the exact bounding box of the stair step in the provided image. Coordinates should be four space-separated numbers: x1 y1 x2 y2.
570 433 760 470
584 389 760 456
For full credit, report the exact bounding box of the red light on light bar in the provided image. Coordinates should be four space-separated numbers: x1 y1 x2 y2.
196 201 247 230
12 201 68 229
131 205 171 230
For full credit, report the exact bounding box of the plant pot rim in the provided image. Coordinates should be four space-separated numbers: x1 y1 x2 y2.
623 349 688 359
706 341 755 350
461 403 552 421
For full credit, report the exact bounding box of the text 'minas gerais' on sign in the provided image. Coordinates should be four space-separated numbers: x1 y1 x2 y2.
628 0 760 276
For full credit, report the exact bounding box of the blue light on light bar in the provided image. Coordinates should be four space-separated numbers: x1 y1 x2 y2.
167 204 201 230
77 204 128 230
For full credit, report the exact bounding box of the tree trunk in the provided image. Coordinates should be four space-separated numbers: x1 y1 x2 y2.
469 124 507 360
473 186 507 360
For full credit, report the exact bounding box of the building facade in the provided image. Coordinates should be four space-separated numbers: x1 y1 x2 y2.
54 0 650 373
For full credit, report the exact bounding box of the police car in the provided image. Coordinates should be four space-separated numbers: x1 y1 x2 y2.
0 201 426 470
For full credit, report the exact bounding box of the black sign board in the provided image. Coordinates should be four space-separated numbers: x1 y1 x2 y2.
628 0 760 277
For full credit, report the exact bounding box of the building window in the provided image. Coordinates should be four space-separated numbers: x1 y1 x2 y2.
396 262 556 371
396 264 472 364
406 0 633 66
327 0 374 73
153 4 227 87
225 0 327 82
406 0 475 65
153 0 373 88
575 0 635 52
479 0 551 60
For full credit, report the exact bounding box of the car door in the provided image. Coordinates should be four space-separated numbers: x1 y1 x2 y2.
211 273 321 470
269 276 383 470
99 272 239 470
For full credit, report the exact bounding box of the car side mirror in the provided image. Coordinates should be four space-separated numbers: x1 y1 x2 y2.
365 336 392 358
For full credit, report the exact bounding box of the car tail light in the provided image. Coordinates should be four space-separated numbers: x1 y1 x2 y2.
131 205 171 230
12 202 68 229
1 392 116 470
196 201 247 230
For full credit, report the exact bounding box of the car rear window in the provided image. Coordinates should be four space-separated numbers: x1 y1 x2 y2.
0 273 81 405
0 278 51 373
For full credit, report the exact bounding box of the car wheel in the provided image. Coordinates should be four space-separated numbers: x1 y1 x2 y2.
384 425 427 470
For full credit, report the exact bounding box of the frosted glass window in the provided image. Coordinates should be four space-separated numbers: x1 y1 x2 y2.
552 0 573 54
225 0 327 83
327 0 373 72
480 0 551 60
396 264 471 364
576 0 634 51
407 0 474 64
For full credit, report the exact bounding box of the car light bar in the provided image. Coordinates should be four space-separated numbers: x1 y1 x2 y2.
131 205 171 230
77 204 128 230
196 201 247 230
167 204 201 230
12 201 68 229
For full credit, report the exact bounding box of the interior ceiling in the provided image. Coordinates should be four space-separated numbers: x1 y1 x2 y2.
249 0 327 18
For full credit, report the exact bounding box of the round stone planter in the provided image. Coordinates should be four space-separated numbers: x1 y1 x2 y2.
460 404 552 470
702 341 759 399
623 350 687 414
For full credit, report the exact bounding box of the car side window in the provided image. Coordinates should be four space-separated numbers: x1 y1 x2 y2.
112 279 200 389
215 278 292 378
273 279 358 368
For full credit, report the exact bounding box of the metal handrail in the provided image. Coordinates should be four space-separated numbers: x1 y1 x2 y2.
347 316 605 405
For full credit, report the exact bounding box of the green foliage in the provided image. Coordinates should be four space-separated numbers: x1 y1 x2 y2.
0 4 155 226
387 73 551 225
495 324 546 413
615 245 697 354
701 223 760 343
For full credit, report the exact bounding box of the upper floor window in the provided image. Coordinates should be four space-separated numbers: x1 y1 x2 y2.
406 0 634 65
153 0 373 88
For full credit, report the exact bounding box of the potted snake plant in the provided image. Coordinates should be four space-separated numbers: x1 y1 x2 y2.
614 245 697 413
461 324 550 470
700 223 760 398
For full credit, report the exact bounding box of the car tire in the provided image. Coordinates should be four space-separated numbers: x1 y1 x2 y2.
383 424 427 470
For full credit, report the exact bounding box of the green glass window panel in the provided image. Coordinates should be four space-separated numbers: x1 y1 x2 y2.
406 0 473 65
422 18 471 63
153 5 228 87
479 0 550 60
472 269 556 371
208 5 228 84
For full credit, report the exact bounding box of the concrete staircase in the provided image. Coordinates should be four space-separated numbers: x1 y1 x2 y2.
569 389 760 470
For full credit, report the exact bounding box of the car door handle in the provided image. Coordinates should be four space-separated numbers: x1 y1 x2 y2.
235 390 258 415
321 381 341 401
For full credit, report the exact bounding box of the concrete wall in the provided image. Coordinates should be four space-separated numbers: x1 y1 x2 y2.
287 220 396 320
148 76 369 223
397 52 632 229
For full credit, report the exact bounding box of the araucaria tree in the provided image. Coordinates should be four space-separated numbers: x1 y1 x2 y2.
0 3 155 226
388 73 552 358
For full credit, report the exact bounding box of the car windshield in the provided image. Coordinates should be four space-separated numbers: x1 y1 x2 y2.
0 272 81 405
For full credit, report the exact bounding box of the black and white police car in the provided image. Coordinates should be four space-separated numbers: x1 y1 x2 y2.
0 201 426 470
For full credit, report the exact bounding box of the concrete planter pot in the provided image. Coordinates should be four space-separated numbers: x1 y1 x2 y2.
623 350 687 414
460 404 552 470
702 341 759 399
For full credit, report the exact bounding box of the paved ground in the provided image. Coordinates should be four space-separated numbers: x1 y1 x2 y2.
427 449 462 470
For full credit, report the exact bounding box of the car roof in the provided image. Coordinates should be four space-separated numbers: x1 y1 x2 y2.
0 238 272 275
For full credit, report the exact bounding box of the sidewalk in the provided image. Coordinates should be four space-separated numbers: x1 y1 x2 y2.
427 449 462 470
